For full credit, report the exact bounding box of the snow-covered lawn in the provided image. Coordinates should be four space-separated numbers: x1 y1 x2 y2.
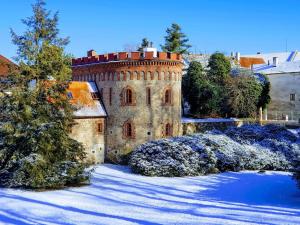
0 164 300 225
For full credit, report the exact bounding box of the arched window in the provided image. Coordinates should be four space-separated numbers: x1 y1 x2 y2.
123 120 135 139
126 123 132 137
125 88 133 104
121 86 135 106
164 88 172 105
146 87 151 105
165 123 172 137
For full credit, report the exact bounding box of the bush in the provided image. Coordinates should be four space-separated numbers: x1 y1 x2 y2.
129 125 297 177
129 140 205 177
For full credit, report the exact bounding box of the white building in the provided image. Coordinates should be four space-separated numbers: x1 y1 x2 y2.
237 51 300 122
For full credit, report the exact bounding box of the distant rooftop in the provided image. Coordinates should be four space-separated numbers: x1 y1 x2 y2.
0 55 16 77
238 51 300 74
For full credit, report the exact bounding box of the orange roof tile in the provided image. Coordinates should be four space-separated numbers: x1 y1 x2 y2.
239 57 266 68
0 55 16 77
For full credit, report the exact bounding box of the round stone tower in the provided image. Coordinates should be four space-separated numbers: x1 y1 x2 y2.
72 49 183 158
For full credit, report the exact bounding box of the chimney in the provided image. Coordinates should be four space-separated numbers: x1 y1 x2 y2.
273 57 279 67
87 50 97 57
235 52 240 61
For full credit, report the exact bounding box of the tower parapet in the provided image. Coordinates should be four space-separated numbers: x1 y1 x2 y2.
72 50 182 66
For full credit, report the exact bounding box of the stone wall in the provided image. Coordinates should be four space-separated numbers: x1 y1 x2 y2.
70 118 105 164
267 72 300 121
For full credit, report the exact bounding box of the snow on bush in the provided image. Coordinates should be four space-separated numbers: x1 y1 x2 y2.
129 124 298 177
129 140 205 177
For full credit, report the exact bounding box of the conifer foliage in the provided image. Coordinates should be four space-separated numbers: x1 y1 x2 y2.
161 23 191 54
0 0 90 189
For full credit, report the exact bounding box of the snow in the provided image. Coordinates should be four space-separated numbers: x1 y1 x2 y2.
73 101 107 117
182 117 241 123
1 164 300 225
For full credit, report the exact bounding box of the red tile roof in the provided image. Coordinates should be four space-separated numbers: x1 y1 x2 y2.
239 57 266 68
0 55 16 77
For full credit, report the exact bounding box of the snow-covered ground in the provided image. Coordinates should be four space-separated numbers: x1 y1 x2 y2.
0 164 300 225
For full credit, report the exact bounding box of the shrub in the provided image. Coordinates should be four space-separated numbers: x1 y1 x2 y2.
129 125 297 177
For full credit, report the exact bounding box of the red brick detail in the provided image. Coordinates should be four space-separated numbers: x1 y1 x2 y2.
144 52 153 60
131 52 141 60
158 52 167 60
118 52 128 60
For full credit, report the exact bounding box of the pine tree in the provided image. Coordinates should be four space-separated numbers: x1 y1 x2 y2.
137 38 150 51
0 0 90 189
161 23 191 54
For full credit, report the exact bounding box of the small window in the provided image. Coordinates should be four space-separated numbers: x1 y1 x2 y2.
146 87 151 106
164 88 172 104
67 92 73 99
97 122 103 134
125 89 133 104
124 122 134 138
290 93 296 101
109 88 112 105
165 123 172 137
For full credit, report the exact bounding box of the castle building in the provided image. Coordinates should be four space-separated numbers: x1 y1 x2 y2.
72 49 183 161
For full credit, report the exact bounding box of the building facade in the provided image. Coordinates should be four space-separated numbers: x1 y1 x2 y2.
236 51 300 122
72 49 183 158
68 81 107 164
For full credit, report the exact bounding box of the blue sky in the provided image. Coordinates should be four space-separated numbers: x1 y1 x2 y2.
1 0 299 60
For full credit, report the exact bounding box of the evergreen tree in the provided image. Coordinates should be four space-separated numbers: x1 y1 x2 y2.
161 23 191 54
207 52 231 85
225 75 263 118
258 74 271 110
137 38 150 51
183 61 222 116
0 0 90 189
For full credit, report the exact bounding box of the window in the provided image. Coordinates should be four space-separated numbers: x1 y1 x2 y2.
125 89 133 104
123 121 135 139
146 87 151 105
126 123 132 137
109 88 112 105
164 88 172 105
290 93 296 101
165 123 172 137
97 122 103 134
121 86 135 106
